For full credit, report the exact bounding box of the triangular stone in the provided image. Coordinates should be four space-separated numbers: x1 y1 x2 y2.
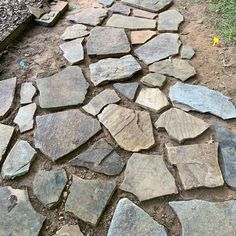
113 82 139 101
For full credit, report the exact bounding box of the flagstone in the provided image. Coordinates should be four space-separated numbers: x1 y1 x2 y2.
181 45 195 59
99 0 114 7
108 2 131 15
61 24 89 41
130 30 156 44
140 73 167 88
133 9 157 19
20 82 36 105
113 82 139 101
54 225 84 236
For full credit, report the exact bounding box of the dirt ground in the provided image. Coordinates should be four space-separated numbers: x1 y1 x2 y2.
0 0 236 235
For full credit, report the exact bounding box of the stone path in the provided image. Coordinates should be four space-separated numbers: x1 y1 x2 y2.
1 0 236 235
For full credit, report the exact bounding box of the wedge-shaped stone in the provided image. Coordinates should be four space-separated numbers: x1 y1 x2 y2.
169 200 236 236
131 30 156 45
141 73 166 88
133 9 157 19
121 153 178 200
113 82 139 101
108 2 131 15
65 176 116 225
37 66 89 109
98 104 155 152
135 33 181 65
149 59 196 81
167 143 224 190
0 187 45 236
20 82 36 104
54 225 84 236
107 198 167 236
169 82 236 119
61 24 89 41
89 55 141 86
154 108 210 143
34 110 101 161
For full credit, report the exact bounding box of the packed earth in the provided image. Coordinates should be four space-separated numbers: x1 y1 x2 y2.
0 0 236 235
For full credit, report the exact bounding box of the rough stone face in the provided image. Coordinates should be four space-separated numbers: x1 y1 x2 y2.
1 140 36 179
98 104 155 152
37 66 89 109
169 200 236 236
59 38 84 64
134 33 181 65
121 153 178 201
66 8 108 26
33 169 67 208
99 0 114 6
65 176 116 226
89 55 141 86
34 109 101 161
61 24 89 40
169 82 236 119
181 45 195 59
14 103 37 133
131 30 156 44
54 225 84 236
86 26 131 57
20 82 36 105
135 87 170 112
107 198 167 236
149 59 196 81
106 14 156 29
158 10 184 32
0 77 16 119
0 186 45 236
113 82 139 101
69 138 125 176
167 143 224 190
154 108 210 143
133 9 157 19
108 2 131 15
141 73 167 88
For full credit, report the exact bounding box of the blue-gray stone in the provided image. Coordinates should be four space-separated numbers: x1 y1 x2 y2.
99 0 114 6
113 82 139 101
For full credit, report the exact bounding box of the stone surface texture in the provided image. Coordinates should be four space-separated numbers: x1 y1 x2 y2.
20 82 36 105
54 225 84 236
131 30 156 44
141 73 167 88
61 24 89 40
108 3 131 15
113 82 139 100
181 45 195 59
133 9 157 19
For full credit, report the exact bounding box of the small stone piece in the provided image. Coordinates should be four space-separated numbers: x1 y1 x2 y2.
133 9 157 18
109 3 131 15
134 33 181 65
61 24 89 41
167 143 224 190
14 103 37 133
149 59 196 81
121 153 178 201
154 108 210 143
83 89 120 116
65 176 116 225
169 200 236 236
158 10 184 32
98 104 155 152
89 55 141 86
99 0 114 7
169 82 236 120
113 82 139 101
1 140 36 179
69 138 125 176
181 45 195 59
33 169 67 208
135 87 170 112
20 82 36 105
130 30 156 44
141 73 166 88
107 198 167 236
37 66 89 109
55 225 84 236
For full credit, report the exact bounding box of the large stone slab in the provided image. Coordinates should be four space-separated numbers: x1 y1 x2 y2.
61 24 89 41
169 82 236 119
20 82 36 105
134 33 181 65
108 2 131 15
65 176 116 225
34 110 101 161
98 104 155 152
0 187 45 236
141 73 167 88
167 143 224 190
54 225 84 236
169 200 236 236
107 198 167 236
69 138 125 176
121 153 177 201
130 30 156 45
154 108 210 143
89 55 141 86
113 82 139 101
37 66 89 109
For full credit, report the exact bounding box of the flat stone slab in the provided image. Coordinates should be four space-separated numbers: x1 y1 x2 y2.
34 109 101 161
61 24 89 41
113 82 139 101
169 82 236 119
106 14 156 29
65 176 116 225
135 87 170 112
54 225 84 236
1 140 36 179
169 200 236 236
108 2 131 15
20 82 36 105
181 45 195 59
121 153 178 201
70 138 125 176
167 143 224 190
89 55 141 86
154 108 210 143
0 186 45 236
33 169 67 208
133 9 157 19
149 59 196 81
37 66 89 109
131 30 156 44
107 198 167 236
86 26 131 57
66 8 108 26
98 104 155 152
134 33 181 65
141 73 166 88
99 0 114 6
0 77 16 119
